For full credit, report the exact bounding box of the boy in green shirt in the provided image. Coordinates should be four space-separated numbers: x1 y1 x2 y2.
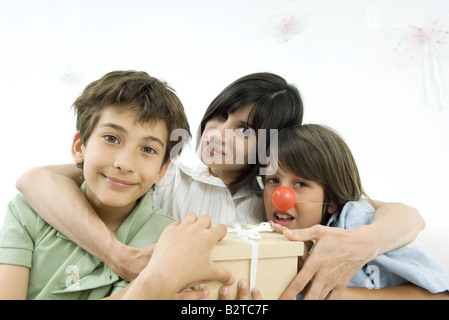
0 70 199 299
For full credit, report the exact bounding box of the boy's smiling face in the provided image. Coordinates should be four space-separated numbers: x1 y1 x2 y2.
72 106 170 226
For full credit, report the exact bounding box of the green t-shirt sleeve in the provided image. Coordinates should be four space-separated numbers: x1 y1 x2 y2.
0 194 41 267
109 279 129 296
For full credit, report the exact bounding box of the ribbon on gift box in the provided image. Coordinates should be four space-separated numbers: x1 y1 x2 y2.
226 222 274 297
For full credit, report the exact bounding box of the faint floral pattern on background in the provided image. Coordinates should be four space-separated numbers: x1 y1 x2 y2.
263 1 304 43
387 12 449 111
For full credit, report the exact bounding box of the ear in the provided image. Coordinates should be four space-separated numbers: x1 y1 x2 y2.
71 131 85 165
327 203 339 215
153 159 171 185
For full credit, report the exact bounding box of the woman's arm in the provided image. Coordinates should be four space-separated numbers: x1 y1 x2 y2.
276 201 425 300
365 200 425 254
340 284 449 300
16 164 149 281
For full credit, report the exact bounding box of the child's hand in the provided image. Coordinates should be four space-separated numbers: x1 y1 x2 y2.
218 280 262 300
150 212 234 297
122 212 234 299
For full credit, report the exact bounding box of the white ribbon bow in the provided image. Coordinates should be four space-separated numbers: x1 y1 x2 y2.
226 222 274 240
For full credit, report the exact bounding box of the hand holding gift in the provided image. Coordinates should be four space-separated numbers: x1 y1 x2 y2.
122 212 235 299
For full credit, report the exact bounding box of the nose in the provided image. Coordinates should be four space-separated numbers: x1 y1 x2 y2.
206 128 224 145
210 122 231 143
271 186 296 211
113 148 136 173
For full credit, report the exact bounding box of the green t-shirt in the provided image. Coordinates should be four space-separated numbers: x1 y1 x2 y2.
0 184 174 299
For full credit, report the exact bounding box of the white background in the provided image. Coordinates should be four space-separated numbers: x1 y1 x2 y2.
1 0 448 230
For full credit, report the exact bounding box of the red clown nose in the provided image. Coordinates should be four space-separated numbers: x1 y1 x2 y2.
271 186 296 211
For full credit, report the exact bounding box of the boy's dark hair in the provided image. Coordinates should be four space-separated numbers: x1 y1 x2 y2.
196 72 303 194
73 70 191 165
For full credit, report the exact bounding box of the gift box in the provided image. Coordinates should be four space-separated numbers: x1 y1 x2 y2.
207 223 304 300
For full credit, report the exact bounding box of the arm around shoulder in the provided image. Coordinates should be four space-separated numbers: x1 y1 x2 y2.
17 164 85 191
15 164 140 281
364 200 425 255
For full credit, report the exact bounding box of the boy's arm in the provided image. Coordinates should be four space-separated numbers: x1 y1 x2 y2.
16 164 149 281
276 201 425 300
340 284 449 300
0 264 29 299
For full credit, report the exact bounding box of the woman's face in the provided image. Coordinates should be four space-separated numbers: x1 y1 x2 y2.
199 104 257 175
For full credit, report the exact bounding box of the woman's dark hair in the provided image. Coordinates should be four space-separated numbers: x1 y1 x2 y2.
197 72 304 194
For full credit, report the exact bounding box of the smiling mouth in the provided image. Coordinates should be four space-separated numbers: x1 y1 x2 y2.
103 174 137 189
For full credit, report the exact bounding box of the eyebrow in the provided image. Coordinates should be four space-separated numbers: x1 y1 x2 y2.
100 123 165 147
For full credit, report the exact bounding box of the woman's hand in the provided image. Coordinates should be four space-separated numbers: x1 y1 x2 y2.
274 223 377 300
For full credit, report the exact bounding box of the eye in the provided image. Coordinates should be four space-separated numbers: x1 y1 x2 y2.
234 125 256 138
265 176 280 184
294 181 308 188
234 126 256 138
104 135 119 144
141 146 157 154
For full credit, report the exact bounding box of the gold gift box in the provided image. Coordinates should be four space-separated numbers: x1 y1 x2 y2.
207 228 304 300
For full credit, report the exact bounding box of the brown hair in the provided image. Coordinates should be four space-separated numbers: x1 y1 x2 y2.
271 124 366 224
73 70 190 165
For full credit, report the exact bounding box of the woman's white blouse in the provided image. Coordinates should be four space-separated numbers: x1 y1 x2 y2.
151 161 265 225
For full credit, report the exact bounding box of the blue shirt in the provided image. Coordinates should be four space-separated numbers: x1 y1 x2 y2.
327 200 449 293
